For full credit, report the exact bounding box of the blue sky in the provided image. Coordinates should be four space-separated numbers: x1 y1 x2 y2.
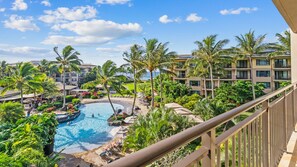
0 0 289 65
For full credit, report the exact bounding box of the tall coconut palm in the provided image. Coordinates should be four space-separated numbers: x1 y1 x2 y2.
192 35 229 99
122 44 145 115
53 45 83 108
157 43 177 103
137 39 175 107
233 31 270 100
0 62 41 104
85 60 126 118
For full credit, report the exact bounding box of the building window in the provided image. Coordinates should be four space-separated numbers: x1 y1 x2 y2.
257 82 271 89
256 71 270 77
275 71 290 80
237 60 248 68
236 71 249 79
189 80 200 86
275 59 289 68
206 81 212 89
177 71 186 78
256 59 270 66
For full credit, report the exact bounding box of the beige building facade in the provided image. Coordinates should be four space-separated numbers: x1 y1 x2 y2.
173 54 291 96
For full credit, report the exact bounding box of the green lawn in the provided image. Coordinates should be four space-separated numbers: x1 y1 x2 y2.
123 82 149 92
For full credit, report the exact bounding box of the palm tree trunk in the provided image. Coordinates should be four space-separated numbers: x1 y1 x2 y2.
150 71 154 108
159 72 163 103
209 64 215 99
106 86 117 119
132 69 137 115
62 71 66 108
249 57 256 100
20 88 24 104
203 77 207 98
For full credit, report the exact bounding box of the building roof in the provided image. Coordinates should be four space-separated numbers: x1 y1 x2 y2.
0 93 36 102
0 87 20 98
55 82 78 91
273 0 297 33
165 103 204 123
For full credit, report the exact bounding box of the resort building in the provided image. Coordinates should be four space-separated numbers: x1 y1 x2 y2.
53 64 96 86
173 54 291 95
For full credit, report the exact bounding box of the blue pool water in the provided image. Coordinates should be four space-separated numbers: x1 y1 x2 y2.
54 103 124 154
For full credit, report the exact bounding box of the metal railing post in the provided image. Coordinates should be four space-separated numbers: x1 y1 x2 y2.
201 129 216 167
262 100 270 167
283 91 288 147
293 84 296 127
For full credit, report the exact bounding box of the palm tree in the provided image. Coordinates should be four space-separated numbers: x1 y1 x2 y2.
0 62 40 104
272 30 291 55
122 44 145 115
157 43 177 103
185 59 209 98
233 31 270 100
0 61 9 78
53 45 83 108
137 39 175 107
38 59 58 77
192 35 229 99
84 60 126 117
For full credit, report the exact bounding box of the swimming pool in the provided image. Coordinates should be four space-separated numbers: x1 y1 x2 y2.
54 103 124 154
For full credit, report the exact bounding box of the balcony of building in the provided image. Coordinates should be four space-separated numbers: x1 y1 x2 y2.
106 83 297 167
274 59 291 69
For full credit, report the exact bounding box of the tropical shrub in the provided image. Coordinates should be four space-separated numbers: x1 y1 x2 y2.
123 107 195 152
82 91 91 98
0 153 22 167
37 104 50 111
0 113 59 166
72 98 81 105
0 102 24 123
65 95 75 103
175 94 201 110
91 95 98 99
53 102 63 108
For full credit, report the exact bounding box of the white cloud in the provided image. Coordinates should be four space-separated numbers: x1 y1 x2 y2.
0 44 52 62
3 15 39 32
220 7 258 15
96 0 130 5
186 13 203 22
41 0 51 7
42 20 142 45
39 6 97 24
0 8 5 12
11 0 28 11
96 44 132 53
159 15 180 24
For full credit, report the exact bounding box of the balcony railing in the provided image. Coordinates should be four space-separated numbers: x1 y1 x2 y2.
106 82 297 167
236 75 249 79
236 65 249 68
274 63 291 68
275 76 291 80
